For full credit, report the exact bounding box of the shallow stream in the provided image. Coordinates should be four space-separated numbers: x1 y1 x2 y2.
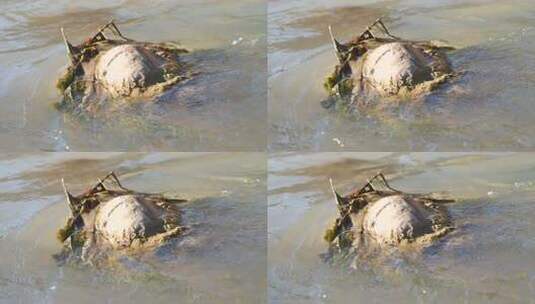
0 153 266 303
269 152 535 303
0 0 266 151
269 0 535 151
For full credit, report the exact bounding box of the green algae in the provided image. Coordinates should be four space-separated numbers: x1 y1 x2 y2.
56 68 75 93
57 217 75 242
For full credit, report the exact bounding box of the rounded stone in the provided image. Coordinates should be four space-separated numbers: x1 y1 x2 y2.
362 42 433 96
95 45 164 97
95 195 164 248
362 195 432 244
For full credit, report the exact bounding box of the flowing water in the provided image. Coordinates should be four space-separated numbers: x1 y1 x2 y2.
0 153 267 303
269 0 535 151
269 152 535 303
0 0 266 151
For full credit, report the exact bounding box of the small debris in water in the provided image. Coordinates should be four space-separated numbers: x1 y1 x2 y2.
232 37 244 45
332 137 344 147
398 155 417 166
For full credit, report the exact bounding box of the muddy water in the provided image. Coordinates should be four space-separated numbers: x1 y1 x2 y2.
268 153 535 303
269 0 535 151
0 0 266 151
0 153 266 303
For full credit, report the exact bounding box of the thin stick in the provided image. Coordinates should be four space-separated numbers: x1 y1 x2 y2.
376 19 399 40
329 178 344 206
365 172 401 193
356 176 375 195
373 173 397 192
85 172 112 195
89 20 114 43
358 17 389 42
61 178 76 214
328 25 343 63
109 20 130 41
60 28 76 64
109 171 126 189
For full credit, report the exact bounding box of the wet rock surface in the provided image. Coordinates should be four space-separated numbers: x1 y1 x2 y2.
361 43 434 96
323 19 455 111
95 45 166 98
95 195 167 248
54 172 186 266
362 195 437 245
324 173 455 264
56 21 193 117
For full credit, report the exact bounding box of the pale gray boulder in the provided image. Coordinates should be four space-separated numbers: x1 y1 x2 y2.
95 45 165 98
95 195 166 248
362 195 434 245
325 173 454 252
56 21 191 115
323 19 455 110
361 43 434 96
55 172 186 266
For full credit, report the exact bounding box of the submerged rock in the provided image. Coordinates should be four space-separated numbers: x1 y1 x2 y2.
362 195 439 245
323 18 455 110
362 43 435 96
95 45 167 98
55 172 187 266
55 21 193 116
324 173 455 259
95 195 168 248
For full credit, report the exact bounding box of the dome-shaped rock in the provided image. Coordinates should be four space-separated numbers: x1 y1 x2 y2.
361 43 433 96
95 195 165 248
95 45 165 98
362 195 433 245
